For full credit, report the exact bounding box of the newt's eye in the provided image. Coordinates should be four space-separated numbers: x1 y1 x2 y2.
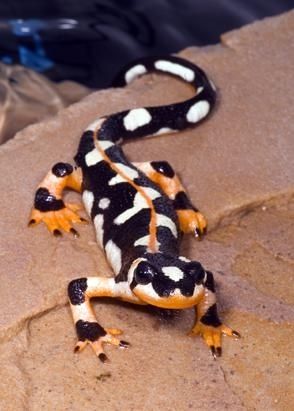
134 261 156 285
185 262 205 284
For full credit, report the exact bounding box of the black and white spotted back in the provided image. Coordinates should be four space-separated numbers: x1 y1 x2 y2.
74 56 216 281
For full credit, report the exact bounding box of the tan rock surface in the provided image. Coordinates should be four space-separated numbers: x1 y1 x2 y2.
0 11 293 411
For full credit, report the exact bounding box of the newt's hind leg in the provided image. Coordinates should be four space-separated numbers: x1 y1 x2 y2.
29 162 85 236
68 277 144 362
134 161 207 238
189 271 240 357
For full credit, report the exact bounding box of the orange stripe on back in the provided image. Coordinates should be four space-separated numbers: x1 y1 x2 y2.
93 130 158 252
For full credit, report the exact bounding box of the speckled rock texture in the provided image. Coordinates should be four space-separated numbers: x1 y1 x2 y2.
0 11 293 411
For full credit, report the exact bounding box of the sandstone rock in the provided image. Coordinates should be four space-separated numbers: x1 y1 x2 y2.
0 11 293 411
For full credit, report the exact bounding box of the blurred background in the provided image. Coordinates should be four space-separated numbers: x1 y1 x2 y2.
0 0 292 143
0 0 293 87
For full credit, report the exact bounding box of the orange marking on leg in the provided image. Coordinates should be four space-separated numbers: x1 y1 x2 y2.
67 167 83 192
105 328 123 336
134 162 183 200
177 209 207 235
150 172 183 199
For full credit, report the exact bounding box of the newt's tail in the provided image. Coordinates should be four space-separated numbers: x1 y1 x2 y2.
75 55 216 166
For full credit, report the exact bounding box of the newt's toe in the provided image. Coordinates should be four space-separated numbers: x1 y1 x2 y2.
177 210 208 238
28 204 85 236
189 322 240 358
74 327 130 362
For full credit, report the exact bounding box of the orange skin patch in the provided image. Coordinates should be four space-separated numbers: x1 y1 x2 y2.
176 209 207 235
133 288 204 309
136 165 183 200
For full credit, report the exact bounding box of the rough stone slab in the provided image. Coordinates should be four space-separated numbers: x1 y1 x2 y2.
0 11 293 411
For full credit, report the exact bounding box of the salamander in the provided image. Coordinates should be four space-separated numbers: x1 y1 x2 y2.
29 55 240 362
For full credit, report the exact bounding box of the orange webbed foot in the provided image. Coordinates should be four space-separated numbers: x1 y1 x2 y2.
28 203 87 236
189 322 240 358
177 210 208 239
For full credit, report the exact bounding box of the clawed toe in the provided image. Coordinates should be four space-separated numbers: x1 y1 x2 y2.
190 322 240 358
74 328 130 362
210 345 222 359
28 205 85 236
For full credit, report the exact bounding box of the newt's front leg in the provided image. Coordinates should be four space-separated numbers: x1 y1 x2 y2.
189 271 240 357
68 276 146 362
29 162 86 236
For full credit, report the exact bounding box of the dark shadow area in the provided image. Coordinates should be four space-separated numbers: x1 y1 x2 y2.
0 1 292 87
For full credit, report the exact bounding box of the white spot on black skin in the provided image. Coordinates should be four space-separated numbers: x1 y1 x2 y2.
83 136 113 168
82 190 94 214
114 206 142 225
196 86 204 95
142 187 161 200
209 79 217 92
108 173 125 186
125 64 147 84
134 234 160 250
153 127 176 136
99 198 110 209
154 60 195 82
86 118 105 132
132 161 152 175
105 240 122 274
123 108 152 131
162 266 184 281
186 100 210 123
179 256 191 263
157 214 177 237
114 192 148 225
108 163 139 186
99 140 114 150
94 214 104 246
134 235 150 247
85 148 104 167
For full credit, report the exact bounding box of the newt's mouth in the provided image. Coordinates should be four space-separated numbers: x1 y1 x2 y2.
133 285 204 309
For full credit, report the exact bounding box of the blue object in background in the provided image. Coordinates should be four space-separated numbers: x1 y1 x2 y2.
8 19 54 71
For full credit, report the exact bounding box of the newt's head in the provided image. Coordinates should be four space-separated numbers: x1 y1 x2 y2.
128 253 206 309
